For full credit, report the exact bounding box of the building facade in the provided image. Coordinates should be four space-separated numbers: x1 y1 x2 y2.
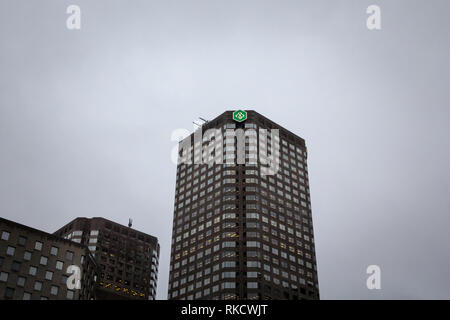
0 217 97 300
168 110 319 300
53 217 159 300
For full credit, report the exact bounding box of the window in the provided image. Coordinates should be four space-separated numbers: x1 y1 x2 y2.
56 260 63 270
34 281 43 291
61 275 68 285
11 261 21 272
66 290 74 299
23 292 31 300
65 250 74 261
222 261 236 268
18 236 27 246
17 276 26 287
45 271 53 281
0 272 8 282
222 271 236 278
6 246 15 256
4 287 14 299
222 241 236 248
221 282 236 289
246 241 260 248
50 285 59 296
50 246 58 256
35 241 43 251
24 251 32 261
40 256 48 266
1 231 10 241
29 266 37 276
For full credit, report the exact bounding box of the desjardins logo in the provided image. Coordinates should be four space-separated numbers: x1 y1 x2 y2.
233 110 247 122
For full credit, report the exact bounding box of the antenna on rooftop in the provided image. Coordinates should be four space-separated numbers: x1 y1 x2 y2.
199 117 209 123
128 218 133 228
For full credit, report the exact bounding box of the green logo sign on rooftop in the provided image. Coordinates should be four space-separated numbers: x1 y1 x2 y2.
233 110 247 122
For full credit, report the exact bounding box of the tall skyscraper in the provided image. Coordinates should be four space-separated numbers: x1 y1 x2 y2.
168 110 319 300
54 217 159 300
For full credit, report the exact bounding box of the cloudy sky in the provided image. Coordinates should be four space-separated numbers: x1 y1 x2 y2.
1 0 449 299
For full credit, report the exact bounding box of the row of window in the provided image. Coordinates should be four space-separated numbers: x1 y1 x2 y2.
175 166 310 218
179 125 306 158
171 246 314 276
176 156 307 193
3 245 74 262
1 230 77 259
172 211 313 253
176 177 309 210
2 284 75 300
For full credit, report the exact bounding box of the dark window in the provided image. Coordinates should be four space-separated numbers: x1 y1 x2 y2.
34 281 43 291
67 290 74 299
4 287 14 299
50 246 58 256
0 272 8 282
56 260 63 270
45 271 53 281
11 261 21 272
35 241 43 251
40 256 48 266
1 231 10 241
50 285 59 296
65 250 74 261
6 246 15 256
18 236 27 246
24 251 32 261
17 276 26 287
29 266 37 276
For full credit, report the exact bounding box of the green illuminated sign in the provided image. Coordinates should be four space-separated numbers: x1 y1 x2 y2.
232 110 247 122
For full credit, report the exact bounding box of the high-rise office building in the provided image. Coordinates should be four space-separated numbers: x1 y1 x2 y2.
0 217 97 300
54 217 159 300
168 110 319 300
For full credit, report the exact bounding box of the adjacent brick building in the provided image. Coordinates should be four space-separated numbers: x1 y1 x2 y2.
0 217 97 300
0 216 159 300
54 217 160 300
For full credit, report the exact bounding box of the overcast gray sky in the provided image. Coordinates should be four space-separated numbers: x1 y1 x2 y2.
1 0 450 299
